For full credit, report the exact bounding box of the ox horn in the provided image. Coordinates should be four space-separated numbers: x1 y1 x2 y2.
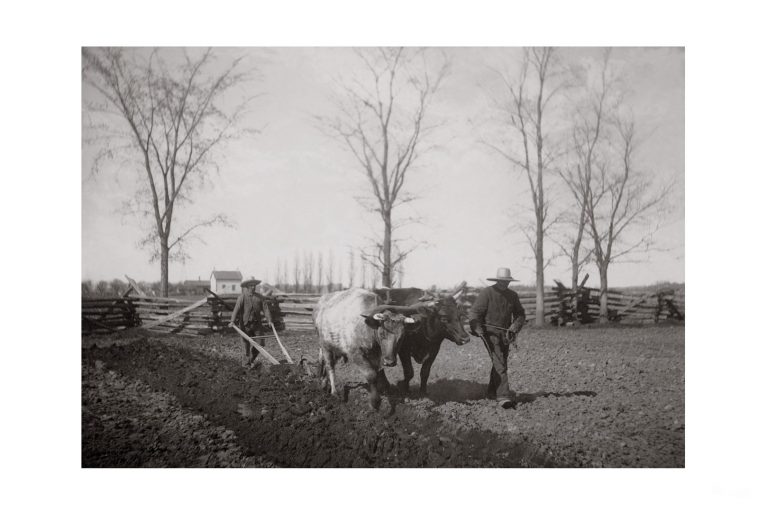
371 305 421 315
450 281 467 300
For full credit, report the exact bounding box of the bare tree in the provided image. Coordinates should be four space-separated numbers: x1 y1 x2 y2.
282 257 289 291
302 251 314 293
82 48 253 296
337 253 344 291
316 251 325 292
585 117 671 321
292 251 301 292
347 248 356 289
325 249 335 292
274 258 283 288
488 48 567 326
109 278 127 296
556 50 616 315
395 260 405 287
359 251 367 289
322 48 448 287
95 280 110 296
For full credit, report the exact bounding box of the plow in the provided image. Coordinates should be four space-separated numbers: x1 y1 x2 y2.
207 288 297 366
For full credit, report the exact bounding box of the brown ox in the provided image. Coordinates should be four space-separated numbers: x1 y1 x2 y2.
374 283 471 394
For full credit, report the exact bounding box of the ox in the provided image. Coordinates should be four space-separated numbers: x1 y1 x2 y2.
313 288 422 409
374 283 471 395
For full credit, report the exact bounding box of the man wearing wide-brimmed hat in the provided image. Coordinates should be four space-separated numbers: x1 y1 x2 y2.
229 277 265 366
468 268 526 408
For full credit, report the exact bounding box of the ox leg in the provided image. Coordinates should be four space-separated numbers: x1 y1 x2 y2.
318 347 328 390
419 354 437 395
365 369 382 410
321 347 339 396
376 369 392 394
356 361 381 410
398 352 415 394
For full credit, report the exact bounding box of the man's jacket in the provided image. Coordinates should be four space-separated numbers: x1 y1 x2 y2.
468 286 526 335
231 293 263 326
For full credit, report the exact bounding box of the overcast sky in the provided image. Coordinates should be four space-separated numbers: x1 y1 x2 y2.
82 47 683 289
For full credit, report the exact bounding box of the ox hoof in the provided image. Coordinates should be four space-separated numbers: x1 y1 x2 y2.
369 396 382 410
397 381 410 394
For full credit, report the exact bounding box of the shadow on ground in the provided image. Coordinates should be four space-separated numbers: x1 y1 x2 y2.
417 378 597 406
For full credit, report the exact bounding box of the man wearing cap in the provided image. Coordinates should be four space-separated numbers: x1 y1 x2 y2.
229 277 265 366
468 268 527 408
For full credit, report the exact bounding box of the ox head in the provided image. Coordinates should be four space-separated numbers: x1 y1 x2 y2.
361 309 419 367
417 282 471 346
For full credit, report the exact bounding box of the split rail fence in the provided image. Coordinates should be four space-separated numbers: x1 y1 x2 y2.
460 286 684 326
82 285 683 337
82 291 319 337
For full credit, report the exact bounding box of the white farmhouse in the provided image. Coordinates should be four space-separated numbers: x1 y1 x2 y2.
210 270 243 295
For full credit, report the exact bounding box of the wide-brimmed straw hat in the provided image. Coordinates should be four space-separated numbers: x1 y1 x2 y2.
487 267 518 282
241 277 262 287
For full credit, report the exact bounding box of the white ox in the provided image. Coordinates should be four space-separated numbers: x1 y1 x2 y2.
314 288 420 409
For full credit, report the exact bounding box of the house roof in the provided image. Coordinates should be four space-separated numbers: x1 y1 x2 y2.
211 270 243 281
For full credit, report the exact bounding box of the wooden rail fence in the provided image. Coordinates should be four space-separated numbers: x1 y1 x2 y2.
82 285 683 337
82 291 318 337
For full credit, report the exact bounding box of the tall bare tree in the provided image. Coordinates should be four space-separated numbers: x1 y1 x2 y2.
323 48 448 287
316 251 325 292
359 252 367 289
585 117 671 321
302 251 314 293
292 251 301 292
489 47 567 326
557 50 616 315
82 48 253 296
347 248 356 289
325 249 335 292
274 259 283 290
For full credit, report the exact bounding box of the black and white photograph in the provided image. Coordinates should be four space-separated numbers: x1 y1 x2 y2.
5 1 768 510
80 46 684 468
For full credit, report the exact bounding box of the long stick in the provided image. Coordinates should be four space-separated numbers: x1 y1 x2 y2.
269 322 293 363
141 298 207 329
231 324 280 365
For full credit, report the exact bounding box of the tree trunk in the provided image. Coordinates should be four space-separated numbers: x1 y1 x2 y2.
570 252 580 325
599 263 609 323
382 214 392 288
160 238 170 298
535 221 545 326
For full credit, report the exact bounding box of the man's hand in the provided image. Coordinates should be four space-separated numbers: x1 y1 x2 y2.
505 329 519 350
228 321 235 328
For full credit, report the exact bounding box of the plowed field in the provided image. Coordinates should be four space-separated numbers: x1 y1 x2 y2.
82 325 684 467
